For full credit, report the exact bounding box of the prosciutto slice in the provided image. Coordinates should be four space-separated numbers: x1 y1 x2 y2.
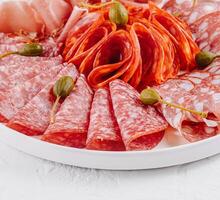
86 88 125 151
42 75 93 148
110 79 168 151
7 65 78 136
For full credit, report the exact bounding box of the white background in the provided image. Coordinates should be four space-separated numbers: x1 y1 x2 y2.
1 141 220 200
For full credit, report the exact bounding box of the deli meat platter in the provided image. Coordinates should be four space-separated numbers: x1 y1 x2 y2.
0 0 220 170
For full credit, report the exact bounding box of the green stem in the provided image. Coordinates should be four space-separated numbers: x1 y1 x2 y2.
160 99 207 118
80 1 114 9
0 51 18 59
50 96 61 124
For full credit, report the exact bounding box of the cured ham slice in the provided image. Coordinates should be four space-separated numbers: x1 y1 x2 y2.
31 0 72 33
0 0 71 34
57 6 87 43
86 88 125 151
42 75 93 148
0 1 44 34
7 65 79 136
0 64 63 122
163 0 220 24
110 79 168 151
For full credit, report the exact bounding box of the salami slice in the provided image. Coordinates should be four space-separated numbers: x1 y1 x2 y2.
86 88 125 151
110 79 168 151
7 65 79 136
0 64 63 122
163 0 220 24
0 57 62 97
190 12 220 53
154 78 195 131
42 75 93 148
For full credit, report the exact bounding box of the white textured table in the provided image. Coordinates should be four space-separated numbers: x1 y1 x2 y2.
1 140 220 200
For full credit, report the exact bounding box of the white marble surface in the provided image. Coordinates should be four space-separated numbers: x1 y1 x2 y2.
1 140 220 200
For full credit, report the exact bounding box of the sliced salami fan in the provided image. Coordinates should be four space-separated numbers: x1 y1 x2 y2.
86 88 125 151
0 64 63 122
42 75 93 148
110 79 168 151
7 65 79 136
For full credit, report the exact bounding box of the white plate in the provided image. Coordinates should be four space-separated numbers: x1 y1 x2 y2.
0 124 220 170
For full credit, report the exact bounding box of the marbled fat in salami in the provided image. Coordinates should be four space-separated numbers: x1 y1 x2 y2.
0 64 63 122
163 0 220 24
42 75 93 148
190 12 220 53
0 58 62 98
86 88 125 151
110 79 168 151
7 65 79 136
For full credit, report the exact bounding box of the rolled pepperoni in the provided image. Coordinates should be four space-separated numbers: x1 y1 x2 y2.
110 79 168 151
7 65 79 136
42 75 93 148
86 88 125 151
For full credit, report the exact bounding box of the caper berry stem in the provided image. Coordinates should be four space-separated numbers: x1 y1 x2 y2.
0 51 18 59
50 96 61 124
159 99 207 118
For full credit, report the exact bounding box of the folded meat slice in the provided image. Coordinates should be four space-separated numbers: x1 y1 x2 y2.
0 64 63 122
190 12 220 53
110 79 168 151
7 65 79 136
155 74 219 142
86 88 125 151
42 75 93 148
0 57 62 97
163 0 220 24
31 0 72 33
82 30 133 89
0 1 44 33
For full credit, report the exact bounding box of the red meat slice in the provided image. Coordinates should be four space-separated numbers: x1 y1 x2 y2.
42 75 93 148
0 57 62 97
163 0 220 24
86 88 125 151
7 65 79 136
0 64 63 122
109 79 168 151
190 12 220 53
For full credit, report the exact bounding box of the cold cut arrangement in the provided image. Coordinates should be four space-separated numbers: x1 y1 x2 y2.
0 0 220 151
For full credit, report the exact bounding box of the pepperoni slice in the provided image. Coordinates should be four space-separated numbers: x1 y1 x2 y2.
0 64 63 122
41 75 93 148
110 79 168 151
86 88 125 151
63 12 105 59
84 30 133 89
7 65 79 136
